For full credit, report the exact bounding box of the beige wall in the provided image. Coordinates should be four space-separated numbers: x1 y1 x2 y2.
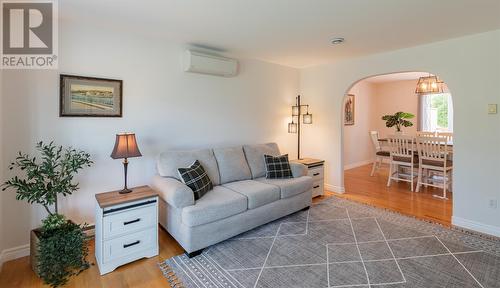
343 79 420 169
301 29 500 236
372 80 419 138
343 81 376 168
0 20 299 253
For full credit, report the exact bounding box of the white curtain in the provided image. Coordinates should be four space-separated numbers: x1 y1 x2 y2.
447 94 454 132
419 93 453 132
419 94 432 131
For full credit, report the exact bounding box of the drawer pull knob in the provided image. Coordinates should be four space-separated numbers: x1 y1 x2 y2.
313 185 320 189
313 173 320 176
124 218 141 225
123 240 140 248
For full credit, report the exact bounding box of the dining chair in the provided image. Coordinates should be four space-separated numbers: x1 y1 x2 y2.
416 131 436 137
386 134 418 191
369 131 390 176
416 136 452 199
436 131 453 143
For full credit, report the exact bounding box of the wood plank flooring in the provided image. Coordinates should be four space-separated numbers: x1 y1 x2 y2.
0 164 452 287
339 164 452 226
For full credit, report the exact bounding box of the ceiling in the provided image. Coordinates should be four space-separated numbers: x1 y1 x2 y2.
365 72 429 83
61 0 500 68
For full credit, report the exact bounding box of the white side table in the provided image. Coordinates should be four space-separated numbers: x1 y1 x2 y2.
292 158 325 197
95 186 159 275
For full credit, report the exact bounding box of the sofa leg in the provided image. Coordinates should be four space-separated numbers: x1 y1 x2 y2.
301 206 310 211
185 249 203 258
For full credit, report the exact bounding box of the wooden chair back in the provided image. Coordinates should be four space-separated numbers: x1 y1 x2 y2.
387 135 415 160
416 136 449 163
436 132 453 143
369 131 381 151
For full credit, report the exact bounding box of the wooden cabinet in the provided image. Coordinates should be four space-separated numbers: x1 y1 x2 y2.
292 158 325 198
95 186 159 275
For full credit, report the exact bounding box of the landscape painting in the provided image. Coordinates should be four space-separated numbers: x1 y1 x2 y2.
60 75 122 117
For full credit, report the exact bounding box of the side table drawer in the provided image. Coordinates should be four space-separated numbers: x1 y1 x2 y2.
103 204 156 239
103 227 156 263
312 180 324 198
308 166 324 180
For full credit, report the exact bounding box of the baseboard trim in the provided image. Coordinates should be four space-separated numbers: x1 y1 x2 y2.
452 216 500 237
0 244 30 270
344 159 373 170
325 183 345 194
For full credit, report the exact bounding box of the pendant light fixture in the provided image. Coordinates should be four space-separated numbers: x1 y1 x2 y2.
415 74 444 94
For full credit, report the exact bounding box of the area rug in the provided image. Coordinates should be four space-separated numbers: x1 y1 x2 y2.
159 196 500 288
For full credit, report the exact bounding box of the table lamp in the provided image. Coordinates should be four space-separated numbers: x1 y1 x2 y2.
111 133 142 194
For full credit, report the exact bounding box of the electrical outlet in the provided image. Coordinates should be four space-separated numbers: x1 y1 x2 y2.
488 104 497 114
489 199 498 209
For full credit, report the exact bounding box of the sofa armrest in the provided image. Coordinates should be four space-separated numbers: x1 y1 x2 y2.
151 175 195 209
290 162 307 178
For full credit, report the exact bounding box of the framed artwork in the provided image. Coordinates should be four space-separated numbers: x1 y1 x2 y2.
344 94 355 125
60 74 123 117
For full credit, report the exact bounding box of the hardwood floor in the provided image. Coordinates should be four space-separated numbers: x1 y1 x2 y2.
339 163 452 226
0 167 451 287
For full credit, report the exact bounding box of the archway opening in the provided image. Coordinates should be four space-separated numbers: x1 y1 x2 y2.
340 71 454 226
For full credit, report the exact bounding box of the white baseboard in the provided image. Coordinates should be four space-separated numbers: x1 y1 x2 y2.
344 159 373 170
325 183 345 194
452 216 500 237
0 244 30 270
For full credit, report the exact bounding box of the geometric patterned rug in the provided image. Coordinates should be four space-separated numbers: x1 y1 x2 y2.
159 196 500 288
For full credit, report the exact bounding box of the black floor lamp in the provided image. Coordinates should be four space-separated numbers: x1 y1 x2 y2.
288 95 312 160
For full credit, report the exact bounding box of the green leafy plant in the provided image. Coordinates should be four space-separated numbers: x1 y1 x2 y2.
381 112 415 132
2 141 92 215
38 215 90 287
2 141 93 287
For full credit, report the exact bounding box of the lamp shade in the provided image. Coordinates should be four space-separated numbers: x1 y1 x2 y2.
292 106 300 116
415 76 443 94
111 133 142 159
303 113 312 124
288 122 297 133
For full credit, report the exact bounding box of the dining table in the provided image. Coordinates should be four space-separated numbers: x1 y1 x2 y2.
378 138 453 147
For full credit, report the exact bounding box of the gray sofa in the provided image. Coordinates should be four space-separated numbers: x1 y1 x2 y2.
151 143 313 256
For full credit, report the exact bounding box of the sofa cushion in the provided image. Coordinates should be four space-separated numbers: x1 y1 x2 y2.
243 143 280 179
264 154 293 179
256 176 313 199
178 160 213 200
223 180 280 209
213 146 252 184
157 148 220 185
181 186 247 227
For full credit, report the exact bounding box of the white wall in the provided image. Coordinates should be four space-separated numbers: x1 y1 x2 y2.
372 80 419 137
0 20 299 252
343 81 375 169
0 69 4 268
301 29 500 236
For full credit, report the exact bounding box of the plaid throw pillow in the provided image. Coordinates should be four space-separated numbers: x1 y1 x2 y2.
178 160 213 200
264 154 293 179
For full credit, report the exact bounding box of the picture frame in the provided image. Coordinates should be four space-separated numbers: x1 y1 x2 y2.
344 94 355 125
60 74 123 117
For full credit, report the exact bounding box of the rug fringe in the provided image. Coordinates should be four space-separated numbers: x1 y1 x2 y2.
159 261 185 288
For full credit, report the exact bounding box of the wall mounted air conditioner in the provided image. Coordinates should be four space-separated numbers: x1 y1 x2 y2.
183 50 238 77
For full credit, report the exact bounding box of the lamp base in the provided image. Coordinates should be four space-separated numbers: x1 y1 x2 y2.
119 188 133 194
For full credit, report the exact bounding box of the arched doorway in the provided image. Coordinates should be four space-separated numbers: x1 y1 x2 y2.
339 71 454 226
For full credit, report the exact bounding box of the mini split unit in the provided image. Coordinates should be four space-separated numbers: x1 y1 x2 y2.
182 50 238 77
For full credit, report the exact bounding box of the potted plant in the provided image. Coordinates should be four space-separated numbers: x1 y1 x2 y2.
381 112 415 133
2 141 93 287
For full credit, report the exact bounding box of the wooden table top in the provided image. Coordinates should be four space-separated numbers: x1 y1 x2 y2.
291 158 325 166
378 138 453 146
95 185 158 208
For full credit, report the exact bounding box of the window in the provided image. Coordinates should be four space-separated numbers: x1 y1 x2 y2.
419 93 453 132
